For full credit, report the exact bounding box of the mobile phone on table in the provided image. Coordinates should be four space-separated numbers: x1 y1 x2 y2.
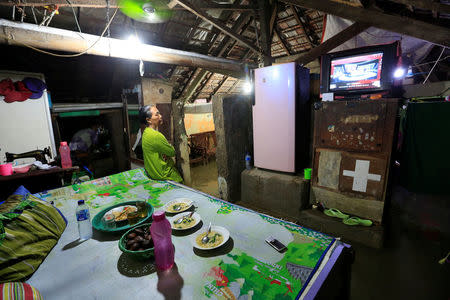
265 236 287 252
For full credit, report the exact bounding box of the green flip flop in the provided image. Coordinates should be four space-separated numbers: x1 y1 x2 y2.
342 216 373 226
324 208 349 219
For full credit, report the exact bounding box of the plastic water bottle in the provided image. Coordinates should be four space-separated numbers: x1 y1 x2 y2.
245 153 251 170
150 211 174 271
76 200 92 240
59 141 72 169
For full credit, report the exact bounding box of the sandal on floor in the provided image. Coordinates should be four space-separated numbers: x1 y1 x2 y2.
342 216 373 226
324 208 349 219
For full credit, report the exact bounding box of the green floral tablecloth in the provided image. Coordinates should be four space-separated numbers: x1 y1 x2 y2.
29 168 335 300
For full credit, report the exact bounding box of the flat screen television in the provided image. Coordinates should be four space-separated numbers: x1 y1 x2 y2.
320 42 401 96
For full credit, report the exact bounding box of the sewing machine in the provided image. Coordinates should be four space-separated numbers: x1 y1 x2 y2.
5 147 52 164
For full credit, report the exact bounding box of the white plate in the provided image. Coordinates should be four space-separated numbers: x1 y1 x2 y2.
103 205 137 222
168 212 201 231
164 198 193 214
191 226 230 250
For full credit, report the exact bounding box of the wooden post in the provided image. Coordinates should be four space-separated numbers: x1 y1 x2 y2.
172 98 191 185
257 0 275 66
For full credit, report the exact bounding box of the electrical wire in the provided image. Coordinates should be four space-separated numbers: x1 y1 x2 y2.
2 7 119 58
423 46 445 84
106 0 111 38
65 0 83 34
414 55 450 67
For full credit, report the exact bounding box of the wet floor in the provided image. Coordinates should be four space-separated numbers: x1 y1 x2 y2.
189 160 219 198
350 187 450 300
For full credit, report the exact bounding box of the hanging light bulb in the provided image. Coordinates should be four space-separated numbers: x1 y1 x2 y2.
393 67 406 79
243 80 253 94
139 60 144 77
127 35 141 44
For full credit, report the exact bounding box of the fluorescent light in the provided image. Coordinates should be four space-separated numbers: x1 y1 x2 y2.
393 68 406 79
127 35 141 44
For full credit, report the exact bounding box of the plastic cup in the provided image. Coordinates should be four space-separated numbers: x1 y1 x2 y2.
304 168 312 180
0 163 13 176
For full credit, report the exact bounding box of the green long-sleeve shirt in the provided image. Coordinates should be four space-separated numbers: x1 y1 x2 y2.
142 127 183 183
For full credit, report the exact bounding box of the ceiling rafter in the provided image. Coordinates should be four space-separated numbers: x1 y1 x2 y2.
211 75 229 97
173 0 262 55
273 28 291 56
181 11 253 102
289 5 314 49
276 22 370 64
174 4 252 102
387 0 450 15
290 5 319 47
191 71 214 100
193 13 255 101
280 0 450 47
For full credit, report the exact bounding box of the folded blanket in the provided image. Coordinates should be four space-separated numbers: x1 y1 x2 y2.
0 192 66 282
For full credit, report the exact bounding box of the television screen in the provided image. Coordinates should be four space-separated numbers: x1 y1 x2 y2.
329 52 383 91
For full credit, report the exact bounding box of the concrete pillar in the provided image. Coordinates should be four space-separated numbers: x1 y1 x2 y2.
212 94 253 202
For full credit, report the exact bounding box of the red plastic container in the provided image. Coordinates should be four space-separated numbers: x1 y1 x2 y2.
0 163 13 176
59 141 72 169
150 211 174 270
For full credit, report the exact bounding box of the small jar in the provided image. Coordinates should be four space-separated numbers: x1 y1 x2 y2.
103 214 116 229
136 201 148 218
127 211 141 226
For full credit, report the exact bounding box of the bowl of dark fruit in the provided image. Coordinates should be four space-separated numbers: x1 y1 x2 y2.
119 223 154 259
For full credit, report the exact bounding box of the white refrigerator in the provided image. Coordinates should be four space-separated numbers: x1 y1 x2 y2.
252 62 310 173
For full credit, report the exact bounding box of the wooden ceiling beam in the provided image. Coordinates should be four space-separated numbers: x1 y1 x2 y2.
280 0 450 47
0 0 120 8
0 1 258 10
273 28 291 56
290 5 320 47
289 5 314 49
192 71 213 101
257 0 274 65
173 0 262 55
223 16 253 58
275 22 370 65
178 5 251 102
387 0 450 15
183 12 252 102
174 4 258 11
0 19 248 77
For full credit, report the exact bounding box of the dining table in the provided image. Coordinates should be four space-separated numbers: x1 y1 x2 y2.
27 168 353 300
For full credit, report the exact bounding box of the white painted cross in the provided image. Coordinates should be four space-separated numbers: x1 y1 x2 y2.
342 159 381 192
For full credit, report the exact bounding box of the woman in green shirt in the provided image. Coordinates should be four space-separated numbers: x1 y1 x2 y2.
139 105 183 183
